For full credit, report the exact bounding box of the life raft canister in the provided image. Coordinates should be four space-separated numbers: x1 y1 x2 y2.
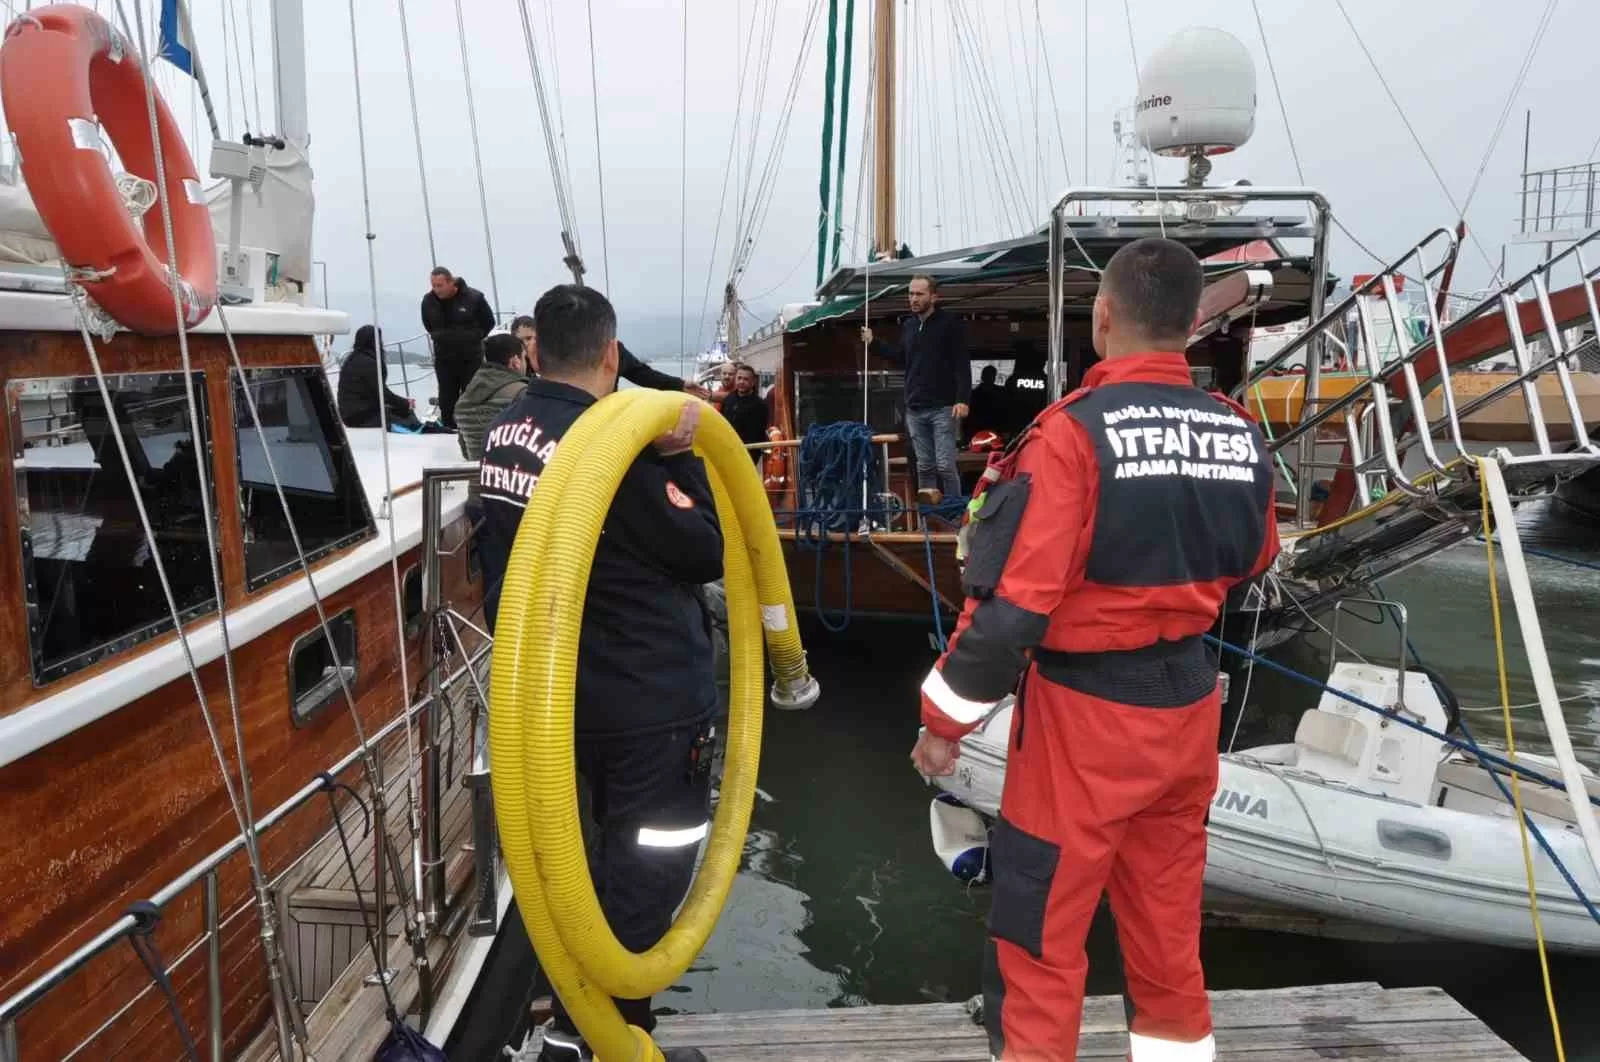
1 4 217 334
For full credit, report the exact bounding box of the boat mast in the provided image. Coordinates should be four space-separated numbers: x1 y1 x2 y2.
871 0 895 258
269 0 309 149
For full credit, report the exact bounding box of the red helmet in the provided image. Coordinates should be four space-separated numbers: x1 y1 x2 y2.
968 430 1003 453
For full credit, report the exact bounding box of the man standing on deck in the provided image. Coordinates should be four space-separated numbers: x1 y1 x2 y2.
477 284 718 1062
718 363 769 462
910 239 1279 1062
860 275 971 502
421 266 496 429
455 332 530 461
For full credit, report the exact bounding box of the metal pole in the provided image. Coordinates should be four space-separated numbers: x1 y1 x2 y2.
204 872 223 1062
364 788 393 985
1 1020 16 1062
1520 109 1531 234
1294 199 1333 527
1046 205 1065 400
419 473 446 928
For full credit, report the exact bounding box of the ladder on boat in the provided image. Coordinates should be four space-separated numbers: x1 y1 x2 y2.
1238 226 1600 606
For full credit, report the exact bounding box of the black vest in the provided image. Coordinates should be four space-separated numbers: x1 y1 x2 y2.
1061 381 1272 587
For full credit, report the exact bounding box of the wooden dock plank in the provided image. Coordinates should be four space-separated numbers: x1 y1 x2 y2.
652 984 1524 1061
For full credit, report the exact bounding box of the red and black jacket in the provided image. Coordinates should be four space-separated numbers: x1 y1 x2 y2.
921 352 1280 740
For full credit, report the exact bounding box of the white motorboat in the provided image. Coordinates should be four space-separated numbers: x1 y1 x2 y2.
928 661 1600 954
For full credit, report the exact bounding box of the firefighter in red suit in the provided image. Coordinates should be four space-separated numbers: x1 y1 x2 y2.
911 238 1279 1062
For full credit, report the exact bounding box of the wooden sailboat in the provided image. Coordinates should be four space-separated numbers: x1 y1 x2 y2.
735 13 1600 637
0 4 512 1059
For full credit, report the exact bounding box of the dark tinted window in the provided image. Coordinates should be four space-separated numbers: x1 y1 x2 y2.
11 372 218 684
794 370 905 435
234 368 374 589
288 608 358 727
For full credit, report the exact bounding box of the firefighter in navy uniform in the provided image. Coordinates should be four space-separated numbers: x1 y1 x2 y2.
477 285 718 1062
911 239 1279 1062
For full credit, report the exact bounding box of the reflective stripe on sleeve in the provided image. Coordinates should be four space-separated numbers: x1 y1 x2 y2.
921 666 1002 725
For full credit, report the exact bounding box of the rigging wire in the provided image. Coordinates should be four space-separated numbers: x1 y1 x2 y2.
960 0 1030 227
543 0 577 229
394 0 439 266
96 2 306 1051
1034 0 1072 189
942 0 972 245
946 0 1026 234
1459 0 1559 223
219 0 234 139
695 0 763 348
243 0 265 131
1249 0 1306 185
850 24 877 262
729 0 828 288
584 0 611 292
733 0 782 249
923 4 947 247
514 0 584 270
452 0 503 314
1332 0 1495 273
346 0 425 860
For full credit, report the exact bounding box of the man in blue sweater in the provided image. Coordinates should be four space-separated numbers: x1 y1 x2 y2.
861 274 971 501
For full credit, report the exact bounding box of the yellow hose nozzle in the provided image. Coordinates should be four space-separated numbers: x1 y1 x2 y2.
489 388 817 1062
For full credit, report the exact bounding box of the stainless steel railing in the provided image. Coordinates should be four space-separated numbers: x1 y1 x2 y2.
0 466 490 1060
1239 226 1600 524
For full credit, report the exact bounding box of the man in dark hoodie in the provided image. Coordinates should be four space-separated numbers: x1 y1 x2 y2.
421 266 497 428
337 325 416 429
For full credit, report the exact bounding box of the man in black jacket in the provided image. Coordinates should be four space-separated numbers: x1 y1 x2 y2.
421 266 496 428
478 285 716 1062
337 325 416 429
861 274 971 500
718 363 768 462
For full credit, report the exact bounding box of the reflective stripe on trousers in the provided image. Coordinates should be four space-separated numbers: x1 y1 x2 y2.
637 821 710 849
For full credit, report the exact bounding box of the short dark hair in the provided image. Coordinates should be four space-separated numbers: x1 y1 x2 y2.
910 274 938 293
734 362 756 377
510 314 536 334
484 333 522 368
430 266 453 280
980 364 997 383
1100 238 1202 340
532 284 616 374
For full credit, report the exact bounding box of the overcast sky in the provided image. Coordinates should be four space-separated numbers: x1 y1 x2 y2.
126 0 1599 352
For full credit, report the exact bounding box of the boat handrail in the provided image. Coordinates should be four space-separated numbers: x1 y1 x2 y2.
0 642 490 1034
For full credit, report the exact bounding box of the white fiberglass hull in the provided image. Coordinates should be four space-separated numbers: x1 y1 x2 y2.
933 704 1600 955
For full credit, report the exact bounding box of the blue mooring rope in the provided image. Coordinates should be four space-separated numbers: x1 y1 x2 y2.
791 423 882 632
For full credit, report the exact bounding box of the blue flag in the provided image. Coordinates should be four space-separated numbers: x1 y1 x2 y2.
157 0 194 77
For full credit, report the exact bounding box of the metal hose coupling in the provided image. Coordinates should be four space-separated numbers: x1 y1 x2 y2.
769 656 822 711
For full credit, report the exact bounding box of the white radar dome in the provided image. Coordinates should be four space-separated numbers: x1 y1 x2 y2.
1133 27 1257 158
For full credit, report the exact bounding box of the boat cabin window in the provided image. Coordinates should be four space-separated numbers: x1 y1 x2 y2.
402 563 423 639
288 607 358 727
793 370 906 436
233 368 375 591
9 372 218 685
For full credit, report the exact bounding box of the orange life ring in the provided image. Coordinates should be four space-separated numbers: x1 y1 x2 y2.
1 5 217 334
763 427 789 491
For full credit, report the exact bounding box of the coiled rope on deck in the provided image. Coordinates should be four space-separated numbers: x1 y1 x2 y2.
791 422 880 632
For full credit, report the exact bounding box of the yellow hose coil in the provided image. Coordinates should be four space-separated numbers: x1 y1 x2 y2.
489 387 819 1062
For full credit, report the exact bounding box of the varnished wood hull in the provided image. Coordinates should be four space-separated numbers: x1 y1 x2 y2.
0 329 485 1060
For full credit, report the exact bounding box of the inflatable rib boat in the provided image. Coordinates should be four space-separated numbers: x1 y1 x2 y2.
928 662 1600 953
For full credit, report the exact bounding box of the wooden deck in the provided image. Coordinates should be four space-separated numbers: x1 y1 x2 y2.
653 982 1526 1060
